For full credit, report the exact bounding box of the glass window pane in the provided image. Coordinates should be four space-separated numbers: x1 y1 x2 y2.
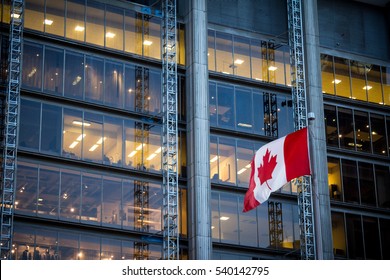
38 165 60 218
350 60 368 101
22 43 43 90
269 45 287 86
102 177 122 228
86 0 104 46
64 51 84 99
219 193 238 244
83 112 103 163
124 65 136 111
250 40 266 82
218 137 236 185
63 108 83 159
382 66 390 106
178 25 185 65
380 218 390 259
363 217 381 259
256 201 270 248
370 114 387 156
281 203 295 249
367 65 383 105
338 107 354 150
342 159 359 203
25 0 44 32
66 0 85 42
376 165 390 209
105 6 124 51
122 180 134 230
104 60 123 108
44 47 64 95
359 162 376 206
19 99 41 150
60 168 81 221
124 10 140 55
346 214 363 259
236 140 253 188
216 32 233 75
210 136 219 182
124 119 139 169
58 231 78 260
236 87 252 132
334 57 351 99
324 104 338 147
331 212 346 257
328 157 342 201
233 36 250 78
277 95 294 137
101 238 121 260
79 235 100 260
208 30 216 71
253 91 265 135
211 192 220 242
354 110 371 153
147 70 161 113
41 104 62 154
217 84 235 128
81 173 102 225
34 229 58 260
16 161 38 215
144 125 162 172
209 82 217 126
238 196 257 247
13 223 35 260
144 17 161 59
45 0 65 36
321 54 335 95
85 56 104 103
103 116 123 166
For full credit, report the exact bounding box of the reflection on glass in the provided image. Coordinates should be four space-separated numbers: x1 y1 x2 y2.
38 166 60 217
86 1 104 46
81 173 102 225
85 56 104 103
64 51 84 99
44 47 64 95
370 114 387 156
208 30 216 71
22 43 43 90
217 84 234 128
233 36 250 78
102 177 122 228
80 235 100 260
218 137 236 185
238 196 257 246
148 70 162 113
15 162 38 214
277 96 293 137
209 82 217 126
236 140 253 187
219 192 238 244
354 110 371 152
60 169 81 221
331 212 346 257
236 87 252 132
124 65 136 110
101 238 121 260
338 107 354 150
253 91 265 135
104 61 123 107
41 104 62 154
63 108 83 159
324 105 338 147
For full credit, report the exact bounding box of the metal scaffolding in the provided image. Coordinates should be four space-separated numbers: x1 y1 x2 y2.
287 0 316 260
268 201 283 248
0 0 24 260
161 0 179 260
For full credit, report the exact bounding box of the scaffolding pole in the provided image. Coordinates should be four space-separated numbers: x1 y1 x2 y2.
287 0 316 260
0 0 24 260
161 0 179 260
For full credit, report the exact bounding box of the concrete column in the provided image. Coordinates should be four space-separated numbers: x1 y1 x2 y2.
185 0 211 259
303 0 334 260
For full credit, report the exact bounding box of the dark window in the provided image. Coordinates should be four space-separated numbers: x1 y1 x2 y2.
104 60 123 108
354 110 371 152
19 99 41 150
370 114 387 156
22 43 43 90
64 51 84 99
338 107 354 150
16 161 38 215
324 105 338 147
236 87 252 133
363 217 381 259
217 84 235 129
43 47 64 95
331 212 346 257
41 104 62 154
60 169 81 221
376 165 390 209
380 218 390 259
85 56 104 103
346 214 364 259
359 162 376 206
342 159 359 203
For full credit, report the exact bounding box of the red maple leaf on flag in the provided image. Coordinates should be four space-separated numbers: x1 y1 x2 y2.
258 148 278 190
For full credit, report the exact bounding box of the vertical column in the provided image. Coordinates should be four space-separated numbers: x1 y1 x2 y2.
303 0 333 260
185 0 211 259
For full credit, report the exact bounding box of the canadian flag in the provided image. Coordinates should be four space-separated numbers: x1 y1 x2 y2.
243 127 311 212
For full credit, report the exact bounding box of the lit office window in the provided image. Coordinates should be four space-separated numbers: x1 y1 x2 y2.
208 30 216 71
85 56 104 103
66 0 85 42
106 6 124 51
124 10 140 55
382 66 390 105
216 32 233 75
236 140 254 188
219 192 239 244
218 137 236 185
350 60 368 101
210 136 219 182
25 0 44 32
144 16 161 60
82 113 103 163
233 36 250 78
328 157 342 201
43 47 64 95
45 0 65 36
143 125 162 172
268 45 287 86
124 119 141 169
238 196 257 247
22 43 43 90
334 57 352 99
37 166 60 218
217 84 235 129
250 39 267 82
331 212 346 257
321 54 335 95
86 0 104 46
62 108 83 159
124 65 136 110
367 65 383 104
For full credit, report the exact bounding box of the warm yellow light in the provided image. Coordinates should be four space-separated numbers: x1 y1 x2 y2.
363 85 372 90
268 66 278 71
75 25 85 32
69 141 79 149
210 156 218 163
136 143 145 151
89 144 99 152
76 134 86 141
143 40 153 46
11 13 20 19
220 216 230 221
146 153 157 161
44 19 53 25
332 79 341 84
234 59 244 65
245 164 251 169
155 147 162 154
128 151 137 158
96 137 106 145
72 120 91 127
106 32 116 38
237 168 247 175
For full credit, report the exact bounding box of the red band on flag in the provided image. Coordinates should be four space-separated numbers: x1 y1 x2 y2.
284 127 311 181
243 159 260 212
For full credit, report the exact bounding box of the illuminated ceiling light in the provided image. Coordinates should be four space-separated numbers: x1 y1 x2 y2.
11 13 20 19
143 40 153 46
268 66 278 71
128 88 133 93
255 78 263 81
220 216 230 221
72 75 82 85
69 141 79 149
155 147 162 154
27 68 37 78
363 85 372 90
237 168 247 175
96 137 106 145
76 134 86 141
89 144 99 152
72 120 91 127
136 143 145 151
211 226 215 229
128 150 137 158
210 156 218 163
146 153 157 161
44 19 53 25
238 123 252 128
372 131 377 135
234 59 244 65
75 25 85 32
245 164 251 169
222 71 230 75
106 32 116 38
332 79 341 84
